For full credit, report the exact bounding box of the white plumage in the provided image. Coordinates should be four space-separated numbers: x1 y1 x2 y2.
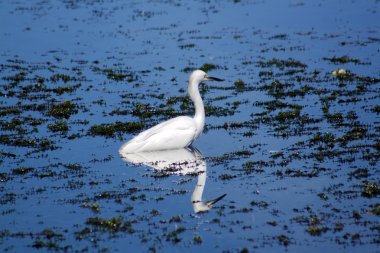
119 69 223 154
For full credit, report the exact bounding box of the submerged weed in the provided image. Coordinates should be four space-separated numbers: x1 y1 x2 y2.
0 173 9 182
362 182 380 198
165 227 185 243
94 67 136 82
278 234 290 246
86 216 134 233
234 79 246 91
50 73 73 83
47 101 77 119
47 120 69 133
323 56 363 65
88 121 144 138
306 226 328 236
257 58 307 69
0 107 22 117
0 135 56 150
199 63 218 72
193 235 203 244
12 167 34 175
369 204 380 216
219 174 236 180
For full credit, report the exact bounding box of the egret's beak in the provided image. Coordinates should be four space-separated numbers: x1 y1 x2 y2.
205 76 224 82
206 193 227 207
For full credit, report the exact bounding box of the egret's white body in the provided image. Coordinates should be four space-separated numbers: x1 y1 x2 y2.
119 70 223 154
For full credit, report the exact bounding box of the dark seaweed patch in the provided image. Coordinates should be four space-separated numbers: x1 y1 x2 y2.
234 79 246 91
31 229 67 251
47 101 78 119
88 121 144 138
369 204 380 216
0 107 22 117
50 84 81 95
93 67 136 82
0 135 56 150
323 56 364 65
257 58 307 69
179 44 195 49
278 234 290 246
165 227 185 243
362 182 380 198
0 2 379 252
258 80 313 98
12 167 35 175
0 173 9 182
47 120 69 133
306 225 328 236
50 74 73 83
269 34 288 40
86 216 134 233
199 63 218 72
193 234 202 244
219 174 236 180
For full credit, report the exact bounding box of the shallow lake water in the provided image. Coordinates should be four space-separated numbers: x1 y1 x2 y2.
1 0 380 252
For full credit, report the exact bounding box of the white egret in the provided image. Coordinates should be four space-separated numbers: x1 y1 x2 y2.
119 70 224 153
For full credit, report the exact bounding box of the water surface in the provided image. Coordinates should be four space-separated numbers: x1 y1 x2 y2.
1 0 380 252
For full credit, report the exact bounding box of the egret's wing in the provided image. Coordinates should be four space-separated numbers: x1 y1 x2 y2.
130 116 194 143
120 116 197 153
137 126 195 151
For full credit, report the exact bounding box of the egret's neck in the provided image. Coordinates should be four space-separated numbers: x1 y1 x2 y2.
188 81 205 137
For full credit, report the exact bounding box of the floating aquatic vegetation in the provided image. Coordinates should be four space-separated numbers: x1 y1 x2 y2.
219 173 235 180
93 66 136 82
257 58 307 69
269 34 288 40
50 73 73 83
199 63 218 72
47 101 78 119
0 1 379 253
47 120 69 133
234 79 246 91
0 134 56 150
369 204 380 216
49 84 81 95
0 107 22 117
31 229 67 251
179 44 195 49
306 225 328 236
193 235 202 244
362 182 380 198
12 167 34 175
86 216 135 233
323 56 364 65
250 201 269 209
278 234 290 246
88 121 144 138
165 227 186 243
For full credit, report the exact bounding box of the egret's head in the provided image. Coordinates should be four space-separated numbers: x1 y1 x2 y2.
189 69 224 85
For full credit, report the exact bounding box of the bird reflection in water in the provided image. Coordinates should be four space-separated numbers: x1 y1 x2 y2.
119 147 226 213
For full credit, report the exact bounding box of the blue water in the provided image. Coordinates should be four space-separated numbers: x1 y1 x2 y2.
1 0 380 252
